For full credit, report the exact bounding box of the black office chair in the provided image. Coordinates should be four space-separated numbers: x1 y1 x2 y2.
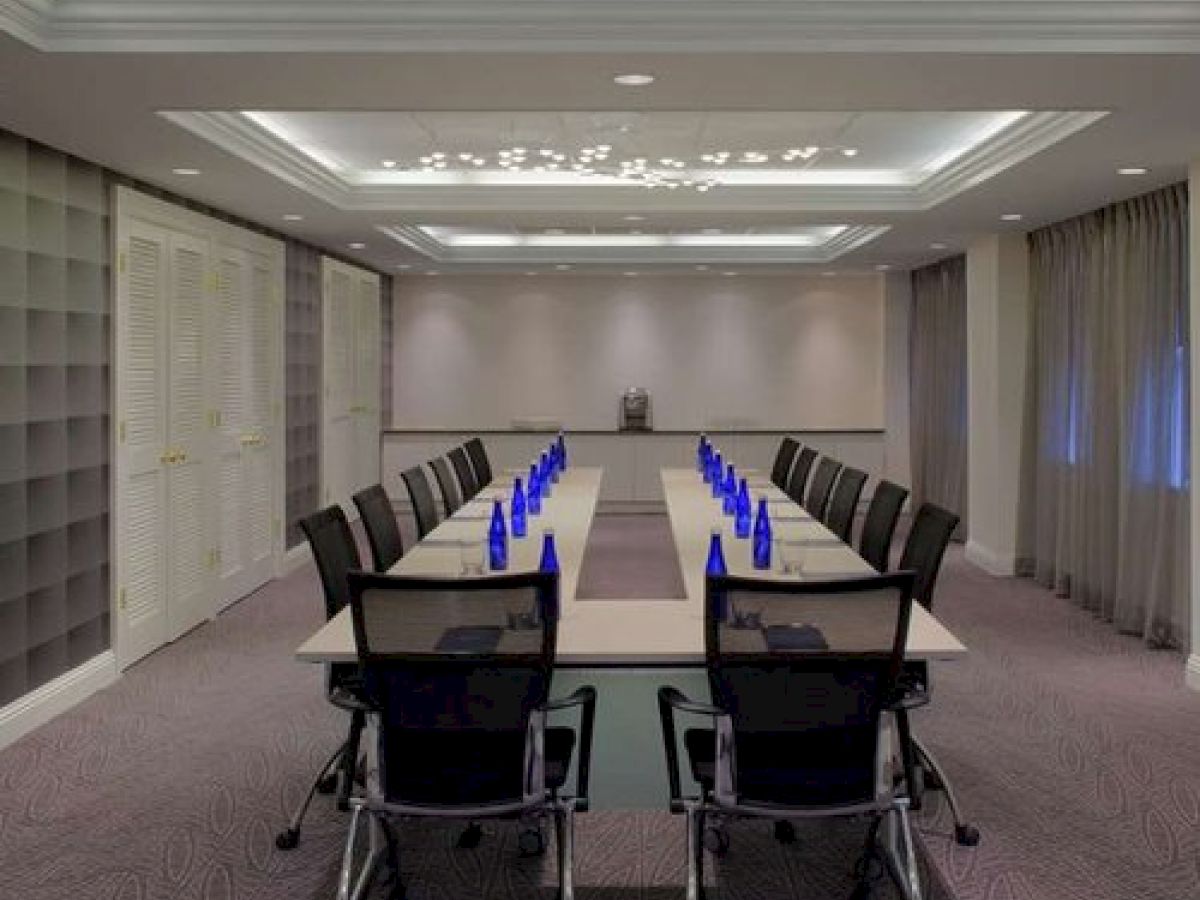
804 456 843 520
894 502 979 847
429 455 463 518
859 480 910 573
449 445 480 502
400 466 439 540
464 436 493 487
769 437 800 490
276 505 372 851
785 445 817 505
352 484 404 573
824 466 868 543
658 571 923 900
339 569 597 900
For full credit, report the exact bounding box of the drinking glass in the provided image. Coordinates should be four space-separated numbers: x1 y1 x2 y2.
777 537 805 575
459 537 485 576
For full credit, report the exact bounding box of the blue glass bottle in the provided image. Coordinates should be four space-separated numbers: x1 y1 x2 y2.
540 451 553 496
697 433 708 473
752 497 772 570
734 478 751 538
539 528 559 573
722 465 737 516
549 443 561 483
527 463 542 516
511 477 527 538
705 527 727 576
701 441 714 483
488 498 508 571
710 452 724 498
557 432 567 470
706 528 729 621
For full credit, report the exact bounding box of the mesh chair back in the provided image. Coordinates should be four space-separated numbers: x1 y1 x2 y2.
804 457 843 519
785 446 817 504
430 456 463 517
352 484 404 573
464 437 493 487
770 437 800 489
898 502 959 610
823 467 868 542
298 505 363 697
348 570 559 810
704 572 915 808
859 480 909 573
449 446 480 501
401 466 439 540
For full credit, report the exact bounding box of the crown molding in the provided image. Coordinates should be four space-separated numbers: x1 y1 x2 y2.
377 223 891 265
160 109 1106 215
5 2 1200 53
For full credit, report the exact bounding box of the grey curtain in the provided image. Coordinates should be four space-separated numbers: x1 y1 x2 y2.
1019 184 1189 647
909 255 969 534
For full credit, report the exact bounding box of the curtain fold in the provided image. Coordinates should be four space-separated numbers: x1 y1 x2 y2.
1019 184 1189 647
909 255 969 533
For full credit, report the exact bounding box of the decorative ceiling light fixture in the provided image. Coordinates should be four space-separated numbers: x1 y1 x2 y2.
372 141 868 192
613 73 656 86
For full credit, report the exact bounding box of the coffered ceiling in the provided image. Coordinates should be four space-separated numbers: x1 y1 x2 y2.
3 2 1200 273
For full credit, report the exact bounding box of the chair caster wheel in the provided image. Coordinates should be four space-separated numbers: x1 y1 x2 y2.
317 773 339 795
457 822 483 849
773 820 797 845
702 826 730 856
275 828 299 850
954 824 980 847
518 827 546 857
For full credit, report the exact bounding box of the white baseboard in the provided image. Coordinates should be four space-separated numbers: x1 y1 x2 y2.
283 542 312 576
964 540 1017 577
0 651 118 751
1185 655 1200 692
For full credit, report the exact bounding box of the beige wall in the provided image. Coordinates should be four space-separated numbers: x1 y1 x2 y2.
390 272 886 432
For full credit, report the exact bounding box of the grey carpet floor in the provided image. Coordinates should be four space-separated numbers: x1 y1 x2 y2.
1 513 1198 900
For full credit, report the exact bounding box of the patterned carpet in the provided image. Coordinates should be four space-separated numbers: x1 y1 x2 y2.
1 513 1198 899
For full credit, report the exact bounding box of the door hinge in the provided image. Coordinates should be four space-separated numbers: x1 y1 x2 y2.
207 548 218 570
118 252 127 274
208 409 221 428
118 587 127 610
118 420 126 443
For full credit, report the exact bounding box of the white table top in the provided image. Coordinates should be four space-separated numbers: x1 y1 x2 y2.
295 465 967 665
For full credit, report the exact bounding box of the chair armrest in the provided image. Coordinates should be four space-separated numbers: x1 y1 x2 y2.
543 686 597 810
657 686 723 813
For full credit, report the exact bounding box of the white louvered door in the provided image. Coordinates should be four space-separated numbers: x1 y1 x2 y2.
353 274 381 491
214 246 279 608
115 222 170 666
116 188 285 669
164 232 213 642
322 259 380 517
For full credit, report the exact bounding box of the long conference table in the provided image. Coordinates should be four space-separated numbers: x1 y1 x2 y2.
297 464 966 808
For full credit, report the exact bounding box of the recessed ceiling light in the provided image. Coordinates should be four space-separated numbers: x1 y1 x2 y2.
840 148 859 158
282 214 303 221
875 264 892 271
623 215 645 222
381 159 397 168
172 167 201 176
526 271 538 276
695 265 709 271
614 73 655 86
722 271 738 276
348 242 366 249
556 264 571 270
1000 213 1023 221
822 271 837 277
1118 167 1149 175
425 270 439 276
396 264 411 269
624 271 639 277
930 242 947 250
